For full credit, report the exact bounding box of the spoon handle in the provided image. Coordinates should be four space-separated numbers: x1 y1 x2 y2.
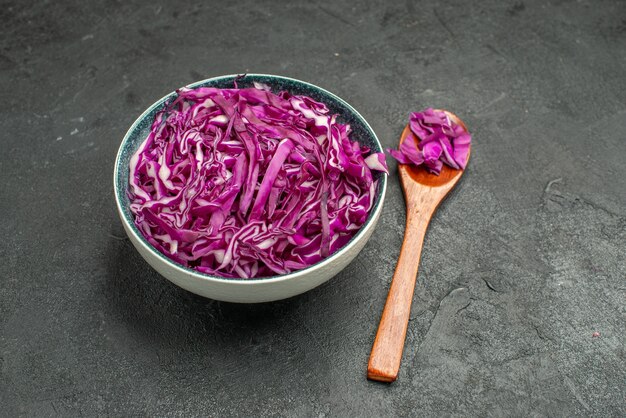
367 203 432 382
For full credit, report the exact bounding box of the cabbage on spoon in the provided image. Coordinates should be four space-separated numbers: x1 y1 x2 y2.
387 108 471 174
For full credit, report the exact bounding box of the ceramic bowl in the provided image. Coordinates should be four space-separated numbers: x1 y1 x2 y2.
113 74 387 303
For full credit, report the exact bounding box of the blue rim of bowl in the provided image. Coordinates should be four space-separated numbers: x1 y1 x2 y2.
113 74 388 283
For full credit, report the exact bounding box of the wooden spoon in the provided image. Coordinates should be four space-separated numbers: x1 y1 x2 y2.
367 110 470 383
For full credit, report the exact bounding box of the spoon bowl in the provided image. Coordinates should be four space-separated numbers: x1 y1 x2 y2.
401 110 469 187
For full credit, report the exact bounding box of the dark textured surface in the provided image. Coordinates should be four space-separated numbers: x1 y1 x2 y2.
1 0 625 416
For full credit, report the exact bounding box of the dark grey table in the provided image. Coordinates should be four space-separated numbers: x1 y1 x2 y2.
2 0 625 416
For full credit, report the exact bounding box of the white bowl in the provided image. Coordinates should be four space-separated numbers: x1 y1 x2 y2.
113 74 387 303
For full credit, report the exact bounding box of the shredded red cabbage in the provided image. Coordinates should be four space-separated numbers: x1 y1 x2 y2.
387 108 470 174
128 84 388 278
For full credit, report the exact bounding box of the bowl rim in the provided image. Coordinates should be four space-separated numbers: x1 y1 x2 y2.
113 73 387 284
